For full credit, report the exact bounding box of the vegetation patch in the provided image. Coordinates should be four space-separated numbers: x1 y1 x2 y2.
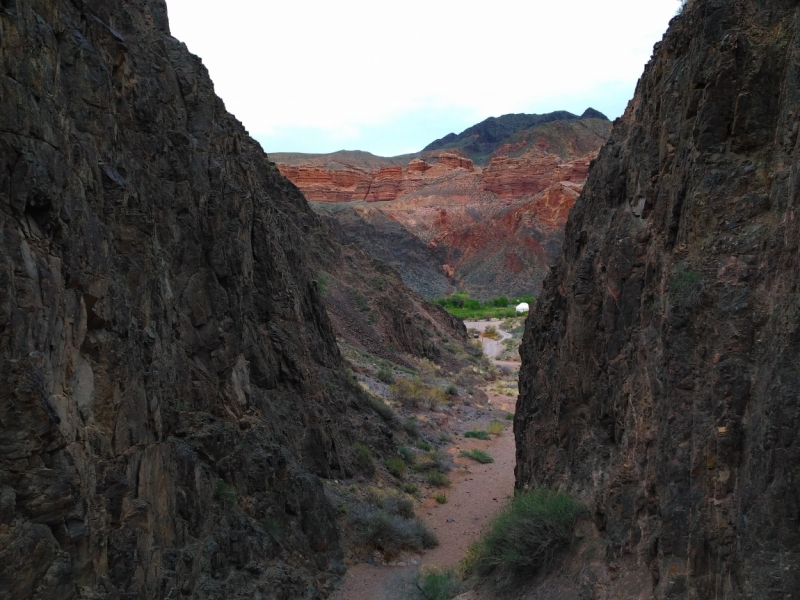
463 488 583 580
416 441 433 452
377 366 395 384
464 430 491 440
434 493 448 504
368 396 395 422
392 377 448 409
417 567 460 600
353 442 375 474
433 292 535 320
459 449 494 464
425 472 452 488
214 481 236 504
487 420 504 436
386 458 407 479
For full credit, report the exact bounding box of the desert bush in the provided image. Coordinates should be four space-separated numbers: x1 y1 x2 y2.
412 451 452 474
368 396 395 422
445 384 458 396
386 458 407 479
459 449 494 464
214 481 236 504
434 494 448 504
350 506 437 556
377 366 395 384
416 441 433 452
353 443 374 474
505 412 514 420
404 417 420 437
418 567 460 600
483 325 499 339
403 483 421 497
417 357 441 382
464 488 582 579
464 430 490 440
392 377 427 408
425 472 452 488
398 446 414 464
487 420 504 436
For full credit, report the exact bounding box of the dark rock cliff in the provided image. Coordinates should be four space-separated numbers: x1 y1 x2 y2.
517 1 800 598
0 1 388 598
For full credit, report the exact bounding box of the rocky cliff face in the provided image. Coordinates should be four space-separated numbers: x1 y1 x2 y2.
276 118 611 299
0 1 393 598
517 1 800 598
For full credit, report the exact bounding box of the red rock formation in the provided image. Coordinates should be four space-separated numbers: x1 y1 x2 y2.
272 118 612 298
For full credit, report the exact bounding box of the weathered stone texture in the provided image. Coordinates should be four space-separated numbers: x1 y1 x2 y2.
0 0 379 597
517 1 800 598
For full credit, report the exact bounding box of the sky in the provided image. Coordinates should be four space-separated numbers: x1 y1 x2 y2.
167 0 681 157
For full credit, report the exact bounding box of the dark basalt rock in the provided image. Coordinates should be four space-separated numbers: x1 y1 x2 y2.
0 1 385 598
517 1 800 598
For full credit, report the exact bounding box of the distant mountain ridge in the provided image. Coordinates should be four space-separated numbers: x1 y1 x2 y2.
423 108 609 165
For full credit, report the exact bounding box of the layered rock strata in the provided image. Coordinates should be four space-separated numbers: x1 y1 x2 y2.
517 1 800 597
0 1 438 598
276 118 611 299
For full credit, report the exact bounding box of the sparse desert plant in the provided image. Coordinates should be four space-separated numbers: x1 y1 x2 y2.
398 446 414 464
412 451 452 474
416 441 433 452
214 481 236 504
404 417 420 437
483 325 499 339
445 384 458 396
487 420 504 436
417 357 441 383
506 412 514 420
392 377 428 408
459 449 494 464
434 494 448 504
350 506 437 556
403 483 421 497
464 488 583 579
353 443 374 474
464 430 491 440
418 567 460 600
425 472 452 488
368 396 395 422
377 366 395 384
385 458 407 479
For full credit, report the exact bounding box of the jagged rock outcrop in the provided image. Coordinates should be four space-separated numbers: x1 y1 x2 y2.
517 1 800 598
276 118 611 299
0 1 402 598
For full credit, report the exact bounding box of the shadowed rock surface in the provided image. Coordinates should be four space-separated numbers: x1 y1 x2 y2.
0 0 425 597
517 1 800 597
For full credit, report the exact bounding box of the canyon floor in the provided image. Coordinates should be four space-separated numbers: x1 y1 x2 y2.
331 321 521 600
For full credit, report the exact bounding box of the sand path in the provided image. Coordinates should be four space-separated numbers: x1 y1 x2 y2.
330 391 516 600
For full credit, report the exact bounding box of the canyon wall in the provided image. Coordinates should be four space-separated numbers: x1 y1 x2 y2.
517 1 800 597
275 117 611 299
0 0 409 598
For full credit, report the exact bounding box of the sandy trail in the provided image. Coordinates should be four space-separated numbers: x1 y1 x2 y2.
464 320 516 362
331 392 516 600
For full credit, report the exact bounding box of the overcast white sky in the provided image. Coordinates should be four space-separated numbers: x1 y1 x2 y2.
167 0 680 156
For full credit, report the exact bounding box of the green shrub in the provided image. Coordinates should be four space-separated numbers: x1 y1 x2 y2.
353 443 374 474
418 568 460 600
425 472 451 488
214 481 236 504
434 494 448 504
366 488 415 518
416 441 433 452
465 488 582 579
464 430 490 440
412 451 451 474
505 412 514 420
404 417 420 438
459 449 494 464
403 483 421 497
386 458 407 479
398 446 414 464
368 396 395 422
487 420 504 436
445 384 458 396
351 509 438 556
377 366 395 384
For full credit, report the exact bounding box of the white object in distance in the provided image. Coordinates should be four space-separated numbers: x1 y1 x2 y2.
515 302 530 313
